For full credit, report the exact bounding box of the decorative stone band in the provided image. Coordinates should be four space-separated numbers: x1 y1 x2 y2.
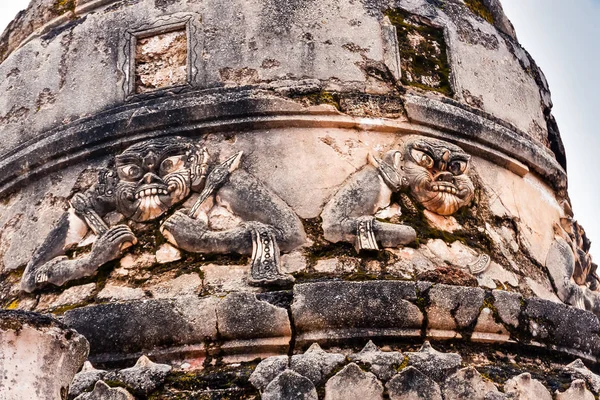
0 90 565 196
0 310 89 400
62 281 600 365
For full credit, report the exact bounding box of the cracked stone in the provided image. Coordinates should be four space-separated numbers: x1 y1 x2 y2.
406 341 462 383
348 340 405 381
386 366 442 400
114 355 172 397
324 363 384 400
291 343 346 385
443 367 499 400
426 285 485 336
504 373 552 400
51 283 96 308
68 361 107 399
263 369 318 400
492 290 522 328
73 381 134 400
472 307 510 342
249 355 289 392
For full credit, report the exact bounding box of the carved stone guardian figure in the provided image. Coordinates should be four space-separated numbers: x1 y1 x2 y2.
21 137 306 292
321 136 474 251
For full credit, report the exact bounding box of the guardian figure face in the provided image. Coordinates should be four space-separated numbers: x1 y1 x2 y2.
114 137 202 222
403 137 474 216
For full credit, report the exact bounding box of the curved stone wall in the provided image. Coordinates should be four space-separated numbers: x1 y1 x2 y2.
0 0 596 398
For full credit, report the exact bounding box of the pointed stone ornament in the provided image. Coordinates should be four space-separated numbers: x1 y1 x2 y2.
115 355 172 396
444 367 500 400
386 366 442 400
564 359 600 394
406 341 462 382
73 381 135 400
349 340 405 381
324 363 384 400
291 343 346 385
556 379 595 400
68 361 108 399
249 355 289 392
504 373 552 400
263 369 318 400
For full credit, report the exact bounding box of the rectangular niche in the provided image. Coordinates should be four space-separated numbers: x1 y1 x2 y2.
384 9 453 96
124 17 196 97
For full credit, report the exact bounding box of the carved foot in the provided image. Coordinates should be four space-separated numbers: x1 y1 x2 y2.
247 224 295 287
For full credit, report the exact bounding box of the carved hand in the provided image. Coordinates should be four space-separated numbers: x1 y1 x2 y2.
161 210 206 247
90 225 137 264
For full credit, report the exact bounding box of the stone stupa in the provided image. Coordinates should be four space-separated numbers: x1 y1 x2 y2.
0 0 598 398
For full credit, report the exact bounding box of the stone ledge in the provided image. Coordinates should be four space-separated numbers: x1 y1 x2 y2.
0 88 563 196
59 281 600 365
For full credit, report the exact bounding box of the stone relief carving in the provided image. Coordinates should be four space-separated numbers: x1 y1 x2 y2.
21 137 306 293
321 136 474 251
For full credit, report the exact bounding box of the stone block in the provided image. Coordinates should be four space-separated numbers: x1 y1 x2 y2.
73 381 134 400
324 363 384 400
444 367 499 400
426 284 485 337
492 290 522 329
504 373 552 400
348 340 405 381
263 370 318 400
556 380 595 400
292 281 423 343
524 298 600 355
0 310 89 400
249 355 289 392
291 343 346 385
63 297 218 359
406 341 462 383
386 367 442 400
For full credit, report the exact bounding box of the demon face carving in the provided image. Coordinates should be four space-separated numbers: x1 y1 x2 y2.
114 138 206 222
403 137 474 216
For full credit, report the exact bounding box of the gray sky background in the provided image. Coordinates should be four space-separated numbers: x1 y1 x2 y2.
1 1 599 259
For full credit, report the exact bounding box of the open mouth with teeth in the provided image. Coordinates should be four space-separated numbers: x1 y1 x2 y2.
430 183 459 195
135 185 170 199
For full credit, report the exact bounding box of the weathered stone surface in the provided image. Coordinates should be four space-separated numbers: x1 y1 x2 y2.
249 355 289 392
51 283 96 308
443 367 499 400
348 340 405 381
556 379 594 400
202 263 258 293
0 310 89 400
492 290 522 328
281 251 308 274
291 343 346 385
73 381 135 400
217 292 291 341
324 363 384 400
472 307 510 342
114 355 172 396
97 284 146 302
63 297 218 357
427 285 485 336
145 273 202 299
504 373 552 400
68 361 107 399
406 341 462 383
292 281 422 341
263 370 318 400
524 298 600 354
155 243 182 264
564 359 600 393
386 367 442 400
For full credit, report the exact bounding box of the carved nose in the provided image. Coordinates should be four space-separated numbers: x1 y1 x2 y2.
142 172 162 184
434 172 454 183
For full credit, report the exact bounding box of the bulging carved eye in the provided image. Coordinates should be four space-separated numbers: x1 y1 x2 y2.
411 149 434 169
119 165 142 180
448 160 467 175
160 155 186 175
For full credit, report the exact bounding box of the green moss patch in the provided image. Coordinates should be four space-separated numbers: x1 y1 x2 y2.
385 9 453 96
464 0 495 24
